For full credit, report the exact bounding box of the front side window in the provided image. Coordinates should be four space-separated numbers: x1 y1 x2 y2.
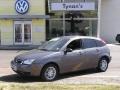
83 39 97 49
67 39 82 50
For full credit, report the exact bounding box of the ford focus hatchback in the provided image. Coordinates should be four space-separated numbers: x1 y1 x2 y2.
11 36 111 81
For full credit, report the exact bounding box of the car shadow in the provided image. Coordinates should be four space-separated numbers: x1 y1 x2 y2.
0 69 100 83
58 69 100 81
0 74 42 83
113 43 120 45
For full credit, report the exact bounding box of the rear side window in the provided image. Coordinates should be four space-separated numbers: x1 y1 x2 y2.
95 40 106 47
83 39 97 49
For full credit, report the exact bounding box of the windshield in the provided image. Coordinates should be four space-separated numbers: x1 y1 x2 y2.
38 37 70 51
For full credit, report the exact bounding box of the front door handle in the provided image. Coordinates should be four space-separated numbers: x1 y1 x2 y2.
79 52 83 55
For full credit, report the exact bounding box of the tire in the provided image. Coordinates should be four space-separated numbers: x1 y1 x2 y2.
97 58 108 72
116 34 120 42
119 41 120 43
41 64 59 81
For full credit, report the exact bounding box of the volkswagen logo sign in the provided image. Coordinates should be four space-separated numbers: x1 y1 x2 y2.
15 0 29 14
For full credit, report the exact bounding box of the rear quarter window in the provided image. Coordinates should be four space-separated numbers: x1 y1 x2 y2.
95 40 106 47
83 39 97 49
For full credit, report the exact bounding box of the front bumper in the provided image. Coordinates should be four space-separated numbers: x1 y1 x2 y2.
11 61 42 76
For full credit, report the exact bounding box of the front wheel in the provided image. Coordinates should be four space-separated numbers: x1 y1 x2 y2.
97 58 108 72
41 64 59 81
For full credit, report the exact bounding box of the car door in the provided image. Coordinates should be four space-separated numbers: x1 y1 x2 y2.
82 39 99 69
61 39 86 73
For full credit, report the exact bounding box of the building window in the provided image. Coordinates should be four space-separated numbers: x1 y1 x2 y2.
14 21 32 44
0 30 1 45
46 0 98 40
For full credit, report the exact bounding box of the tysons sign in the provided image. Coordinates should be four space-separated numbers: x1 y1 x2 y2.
15 0 29 14
51 2 95 11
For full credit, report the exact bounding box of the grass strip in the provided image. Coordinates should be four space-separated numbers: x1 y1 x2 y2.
0 83 120 90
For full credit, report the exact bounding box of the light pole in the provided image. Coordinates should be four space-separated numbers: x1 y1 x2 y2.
62 0 65 36
97 0 101 38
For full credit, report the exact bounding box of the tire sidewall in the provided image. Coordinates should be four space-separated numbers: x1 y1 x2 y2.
98 58 108 72
41 64 58 81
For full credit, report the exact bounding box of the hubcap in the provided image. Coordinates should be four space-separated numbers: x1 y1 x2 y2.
44 67 56 80
100 59 108 71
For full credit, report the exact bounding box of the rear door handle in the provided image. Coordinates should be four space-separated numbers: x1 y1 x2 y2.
79 52 83 55
96 49 100 52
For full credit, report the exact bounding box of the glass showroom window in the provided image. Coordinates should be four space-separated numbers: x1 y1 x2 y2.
46 0 98 40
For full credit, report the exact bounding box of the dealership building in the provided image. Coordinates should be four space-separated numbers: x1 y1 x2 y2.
0 0 119 47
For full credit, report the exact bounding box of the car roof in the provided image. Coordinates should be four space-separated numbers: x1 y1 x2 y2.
58 36 102 41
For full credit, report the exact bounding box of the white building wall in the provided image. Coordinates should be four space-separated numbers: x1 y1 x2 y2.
100 0 120 43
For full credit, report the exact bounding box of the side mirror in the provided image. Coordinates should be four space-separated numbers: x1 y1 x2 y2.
64 48 72 54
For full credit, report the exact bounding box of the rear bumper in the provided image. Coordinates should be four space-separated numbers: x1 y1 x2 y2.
109 56 112 63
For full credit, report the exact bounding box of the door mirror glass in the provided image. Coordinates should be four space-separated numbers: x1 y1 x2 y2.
66 48 73 52
64 48 73 54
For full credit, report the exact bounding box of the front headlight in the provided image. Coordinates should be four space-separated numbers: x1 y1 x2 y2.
22 59 35 65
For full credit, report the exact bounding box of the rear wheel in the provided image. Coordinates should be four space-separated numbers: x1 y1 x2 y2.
41 64 59 81
119 41 120 43
97 58 108 72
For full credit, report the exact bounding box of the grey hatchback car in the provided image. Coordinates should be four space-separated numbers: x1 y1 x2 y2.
11 36 111 81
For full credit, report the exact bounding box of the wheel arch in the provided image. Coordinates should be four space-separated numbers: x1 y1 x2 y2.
100 55 110 63
41 62 60 73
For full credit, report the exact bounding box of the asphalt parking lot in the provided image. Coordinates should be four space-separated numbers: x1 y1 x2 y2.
0 44 120 84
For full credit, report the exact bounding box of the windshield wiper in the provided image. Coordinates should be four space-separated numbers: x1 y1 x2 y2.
39 48 48 51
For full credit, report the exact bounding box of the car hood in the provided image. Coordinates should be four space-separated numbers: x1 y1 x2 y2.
15 49 57 61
